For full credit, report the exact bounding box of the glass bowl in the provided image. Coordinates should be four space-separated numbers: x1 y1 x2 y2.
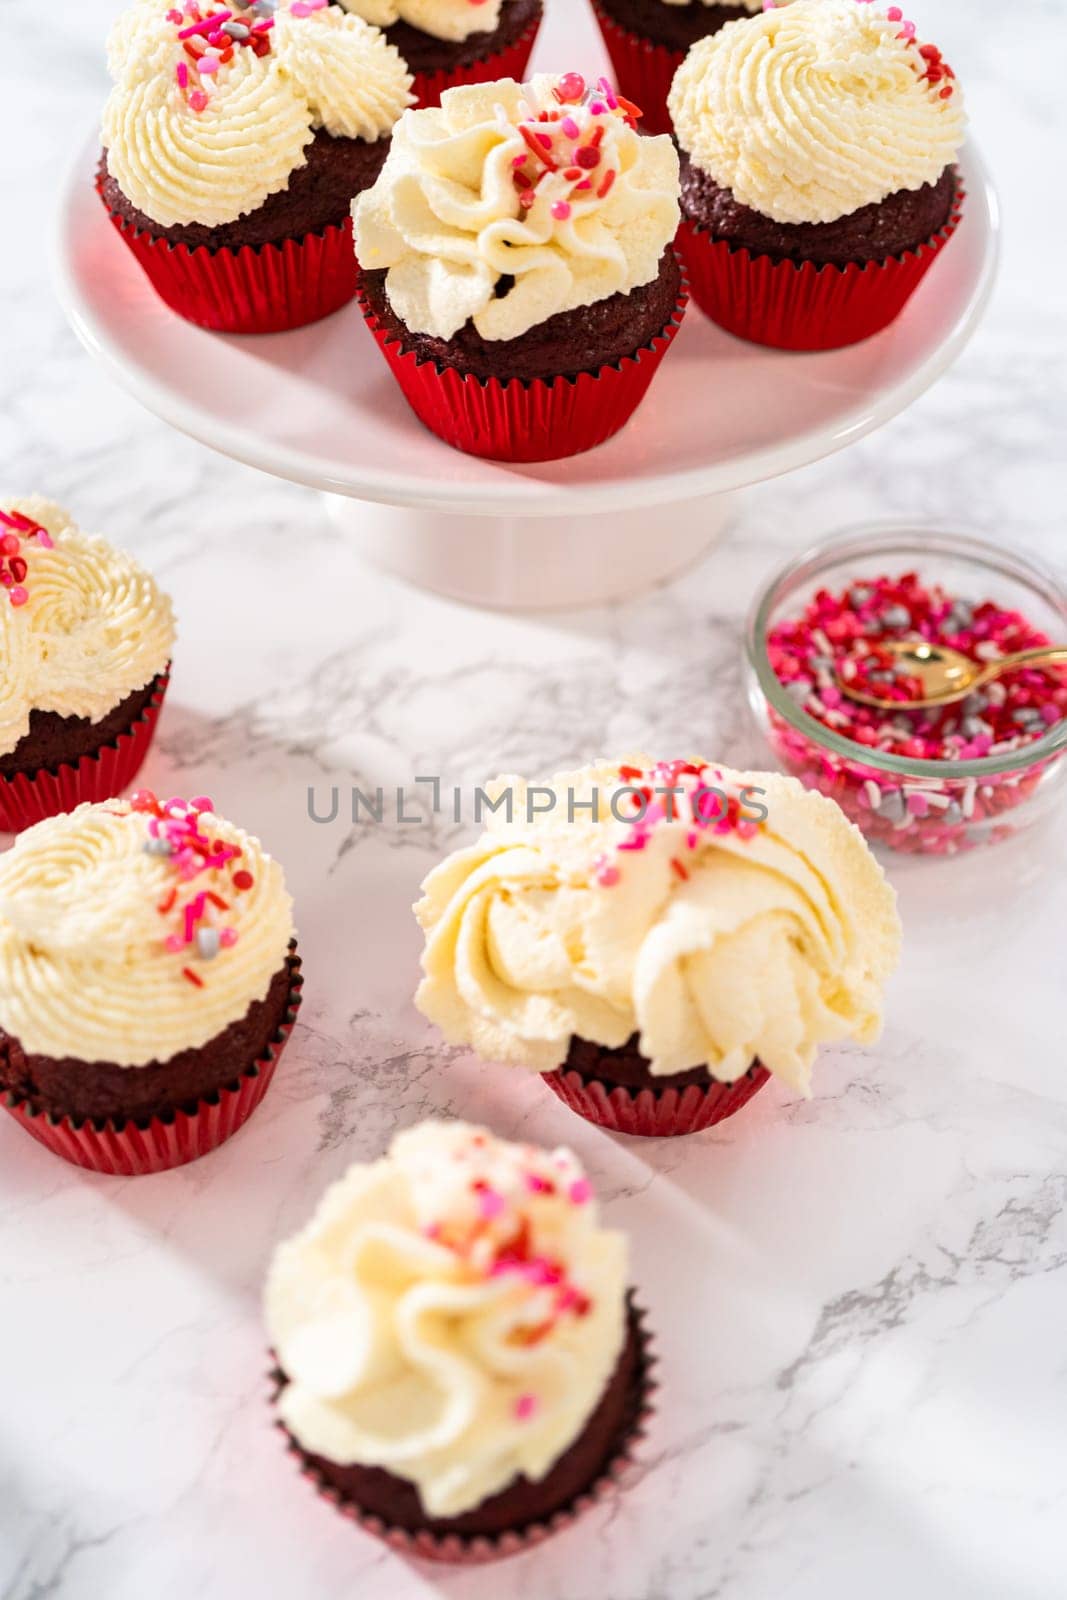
744 524 1067 856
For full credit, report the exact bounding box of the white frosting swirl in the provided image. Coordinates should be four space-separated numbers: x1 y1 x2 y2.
415 759 901 1091
669 0 966 225
353 75 680 341
0 496 175 757
0 799 295 1066
102 2 412 228
339 0 504 44
272 6 415 141
266 1120 628 1519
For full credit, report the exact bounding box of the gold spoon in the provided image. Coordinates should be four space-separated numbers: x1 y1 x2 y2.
837 639 1067 710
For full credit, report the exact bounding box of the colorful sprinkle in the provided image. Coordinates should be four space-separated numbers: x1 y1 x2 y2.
765 571 1067 854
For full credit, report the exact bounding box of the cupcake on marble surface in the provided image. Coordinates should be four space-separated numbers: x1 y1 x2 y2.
0 496 173 834
352 74 685 461
338 0 543 108
0 793 301 1175
592 0 769 136
267 1120 653 1562
99 0 414 333
415 758 901 1137
669 0 966 349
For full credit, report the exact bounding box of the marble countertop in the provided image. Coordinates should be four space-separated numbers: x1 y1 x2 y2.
2 2 1065 1596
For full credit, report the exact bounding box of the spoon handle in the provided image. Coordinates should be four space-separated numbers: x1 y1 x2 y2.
979 646 1067 685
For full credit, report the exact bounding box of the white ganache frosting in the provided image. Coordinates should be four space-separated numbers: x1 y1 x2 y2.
0 797 295 1067
0 495 175 758
669 0 966 225
338 0 505 44
352 74 680 341
266 1120 629 1518
102 0 413 228
415 758 902 1091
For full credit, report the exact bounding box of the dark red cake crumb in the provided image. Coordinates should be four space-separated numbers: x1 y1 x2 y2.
0 946 300 1127
0 673 165 782
98 131 390 253
384 0 541 72
276 1293 648 1539
679 152 958 267
565 1032 765 1095
597 0 757 51
359 248 682 383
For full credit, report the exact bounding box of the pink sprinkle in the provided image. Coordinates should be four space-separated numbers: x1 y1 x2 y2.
178 9 231 38
589 102 606 116
886 5 903 17
525 1172 554 1194
220 927 239 948
165 934 184 953
190 796 214 812
290 1 313 14
478 1188 506 1221
189 90 209 112
8 587 28 607
176 61 189 88
569 1178 593 1206
198 54 220 74
551 201 572 221
560 116 580 139
514 1394 538 1422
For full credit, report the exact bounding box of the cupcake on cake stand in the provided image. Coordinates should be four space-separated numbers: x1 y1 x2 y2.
54 4 998 609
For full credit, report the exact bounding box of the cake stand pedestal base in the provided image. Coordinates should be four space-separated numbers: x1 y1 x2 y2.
323 491 736 610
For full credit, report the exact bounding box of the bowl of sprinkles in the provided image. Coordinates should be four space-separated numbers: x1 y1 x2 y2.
745 526 1067 856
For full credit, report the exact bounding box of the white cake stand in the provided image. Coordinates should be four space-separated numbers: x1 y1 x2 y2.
54 13 998 608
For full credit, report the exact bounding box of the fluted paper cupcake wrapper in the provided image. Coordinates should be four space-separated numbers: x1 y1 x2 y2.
410 6 543 109
270 1293 656 1565
677 183 966 351
97 173 357 335
1 949 303 1176
0 669 169 835
543 1061 770 1137
356 264 688 462
591 2 683 137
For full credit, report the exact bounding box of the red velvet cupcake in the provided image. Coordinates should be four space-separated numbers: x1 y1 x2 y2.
592 0 765 135
0 496 174 834
99 0 414 333
669 0 966 349
267 1121 654 1561
352 73 685 461
0 794 301 1175
337 0 542 107
415 758 901 1138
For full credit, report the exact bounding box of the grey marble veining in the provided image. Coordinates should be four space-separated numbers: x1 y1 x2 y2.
1 1 1066 1597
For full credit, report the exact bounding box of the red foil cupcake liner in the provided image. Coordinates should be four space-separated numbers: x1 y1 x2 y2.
356 266 688 462
409 7 543 109
97 173 357 335
1 951 303 1176
271 1294 656 1565
0 669 169 835
677 183 966 351
591 2 682 137
542 1061 770 1137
